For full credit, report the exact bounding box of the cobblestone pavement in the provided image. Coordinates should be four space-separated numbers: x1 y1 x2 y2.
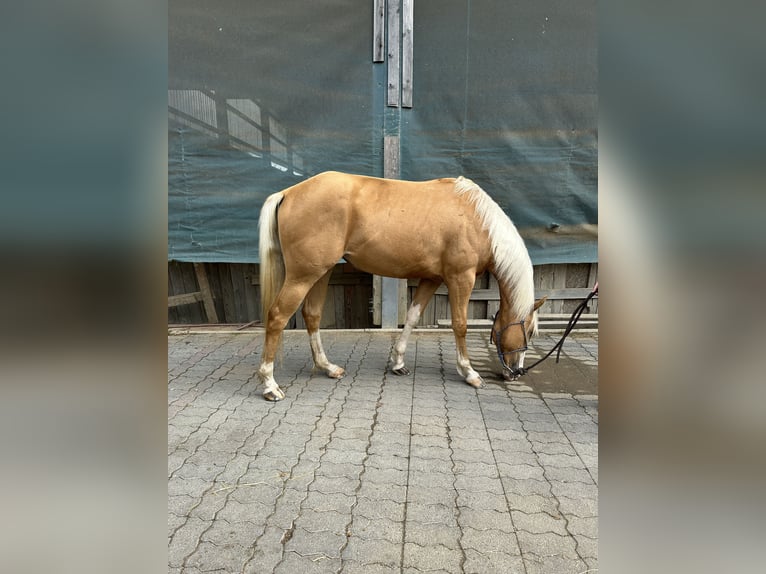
168 330 598 574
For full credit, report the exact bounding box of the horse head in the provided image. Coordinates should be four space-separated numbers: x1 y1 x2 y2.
491 296 547 380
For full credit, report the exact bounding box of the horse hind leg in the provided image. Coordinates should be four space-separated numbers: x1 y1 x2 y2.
302 270 345 379
259 277 317 401
390 278 442 376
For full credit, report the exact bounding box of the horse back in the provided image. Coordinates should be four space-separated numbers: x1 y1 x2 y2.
277 171 491 278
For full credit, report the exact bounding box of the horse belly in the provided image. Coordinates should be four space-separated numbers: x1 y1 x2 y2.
344 223 449 279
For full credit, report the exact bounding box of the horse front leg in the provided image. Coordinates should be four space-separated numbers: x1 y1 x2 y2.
259 278 314 401
302 270 345 379
446 273 484 388
390 278 442 375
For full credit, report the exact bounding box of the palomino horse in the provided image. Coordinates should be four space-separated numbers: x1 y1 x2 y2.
257 171 546 401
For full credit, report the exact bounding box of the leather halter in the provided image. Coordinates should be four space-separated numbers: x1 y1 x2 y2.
490 316 529 378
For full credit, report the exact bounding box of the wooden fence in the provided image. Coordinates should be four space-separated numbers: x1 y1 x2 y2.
169 261 597 329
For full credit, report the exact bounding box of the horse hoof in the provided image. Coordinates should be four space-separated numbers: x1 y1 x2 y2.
263 388 285 401
467 376 485 389
327 366 345 379
392 366 410 376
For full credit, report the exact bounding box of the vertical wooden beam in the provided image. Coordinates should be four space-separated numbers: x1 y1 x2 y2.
193 262 219 323
373 0 385 62
380 134 402 327
383 135 400 178
401 0 414 108
387 0 401 107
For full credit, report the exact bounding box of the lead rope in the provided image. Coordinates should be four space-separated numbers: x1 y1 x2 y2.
521 282 598 374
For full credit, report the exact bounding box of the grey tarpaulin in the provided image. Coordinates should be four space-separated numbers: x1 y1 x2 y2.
169 0 596 264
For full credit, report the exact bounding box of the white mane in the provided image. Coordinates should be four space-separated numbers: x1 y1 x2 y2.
454 176 536 324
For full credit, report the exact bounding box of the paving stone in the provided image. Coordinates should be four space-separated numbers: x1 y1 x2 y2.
342 561 401 574
408 485 457 507
284 526 346 558
405 521 460 548
201 519 261 547
461 526 521 554
543 466 595 485
549 479 598 500
523 555 588 574
463 548 525 574
565 515 598 539
458 508 515 533
168 477 209 498
297 509 351 535
536 452 587 469
354 498 406 522
365 452 409 471
406 502 457 525
350 515 403 543
274 551 341 574
505 493 559 516
408 471 455 490
363 466 408 485
497 462 546 481
403 541 463 572
186 541 251 572
457 490 509 512
309 475 359 495
342 537 401 566
168 516 210 568
512 510 569 535
516 531 580 559
410 457 453 474
357 481 407 503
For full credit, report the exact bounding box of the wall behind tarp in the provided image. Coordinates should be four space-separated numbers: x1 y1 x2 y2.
169 0 596 265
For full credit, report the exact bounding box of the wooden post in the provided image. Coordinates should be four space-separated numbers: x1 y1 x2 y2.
373 0 385 62
379 135 403 328
401 0 414 107
387 0 401 106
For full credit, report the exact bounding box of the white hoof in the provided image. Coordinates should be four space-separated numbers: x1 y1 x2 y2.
326 365 345 379
466 375 485 389
263 385 285 401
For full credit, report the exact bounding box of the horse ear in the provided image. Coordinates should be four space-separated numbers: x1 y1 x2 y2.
533 296 548 311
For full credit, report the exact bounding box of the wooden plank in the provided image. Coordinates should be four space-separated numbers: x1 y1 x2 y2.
216 263 237 324
535 264 554 315
428 286 598 301
334 285 345 328
387 0 401 106
168 292 203 307
566 263 590 288
179 262 205 323
243 264 259 321
551 265 567 314
587 263 599 314
438 316 598 329
322 285 336 328
230 263 248 323
206 263 227 323
193 262 219 323
401 0 414 107
373 0 385 62
372 275 382 325
384 135 400 178
168 261 184 322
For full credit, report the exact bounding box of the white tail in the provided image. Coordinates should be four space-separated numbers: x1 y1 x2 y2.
259 192 285 321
